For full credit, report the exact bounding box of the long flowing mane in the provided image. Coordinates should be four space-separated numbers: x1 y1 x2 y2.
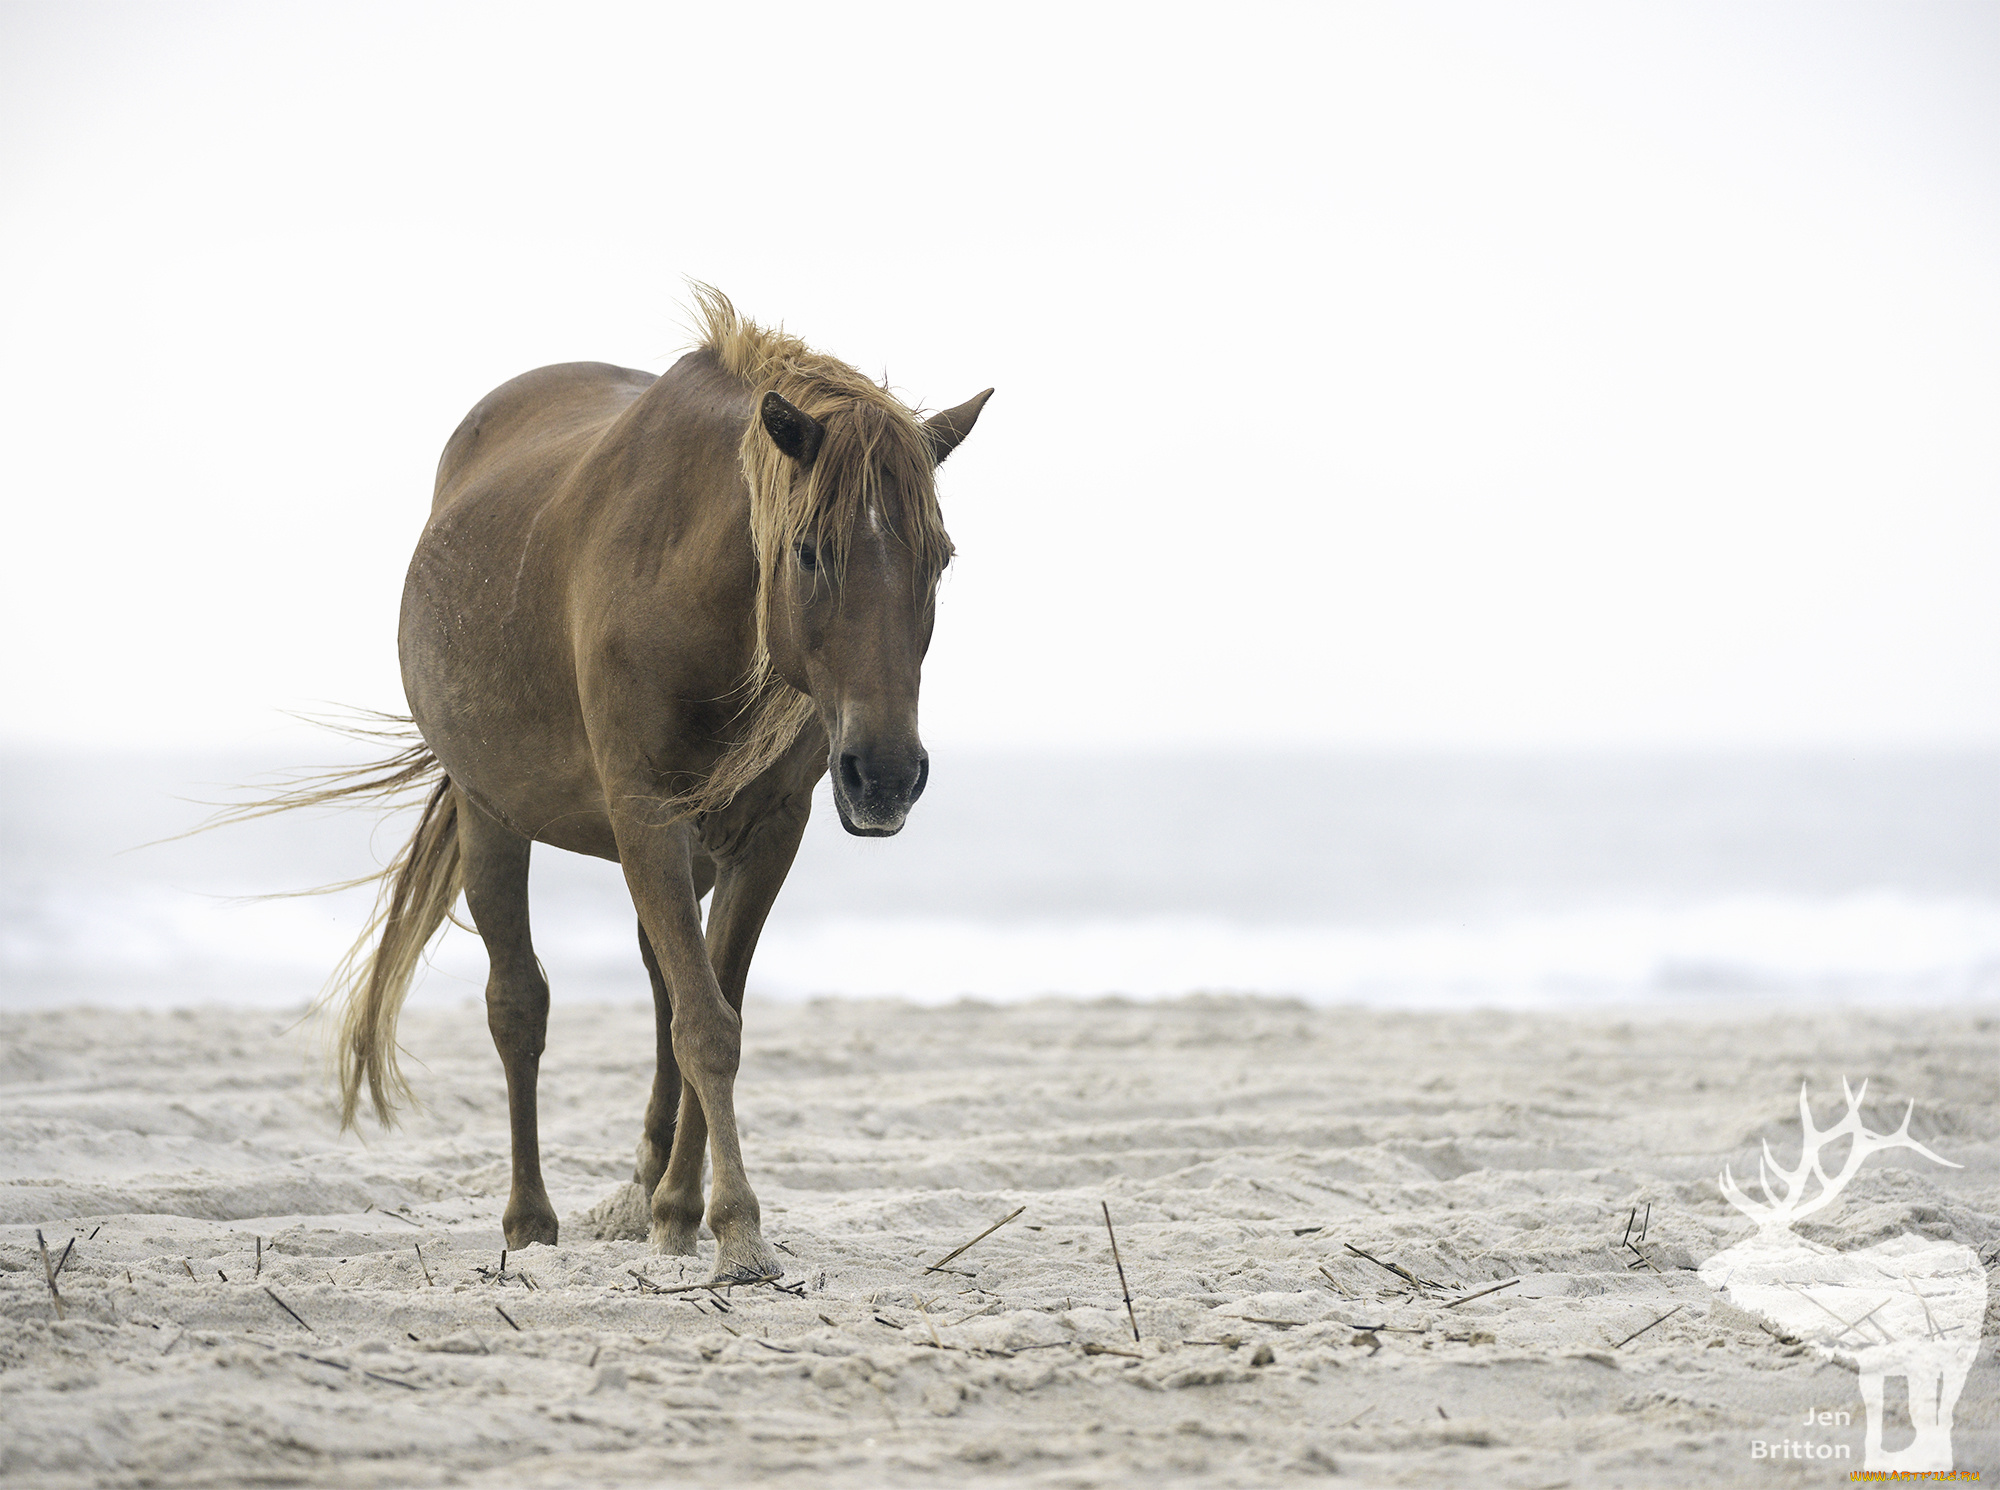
678 284 954 816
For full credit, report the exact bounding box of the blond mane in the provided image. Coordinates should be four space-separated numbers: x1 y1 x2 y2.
676 284 953 817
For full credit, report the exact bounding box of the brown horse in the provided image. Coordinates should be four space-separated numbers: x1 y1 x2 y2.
296 289 989 1280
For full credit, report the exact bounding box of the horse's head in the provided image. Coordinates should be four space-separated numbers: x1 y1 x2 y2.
754 385 991 836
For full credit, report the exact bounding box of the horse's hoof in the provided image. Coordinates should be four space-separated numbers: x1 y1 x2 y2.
503 1211 559 1249
711 1235 782 1283
649 1221 701 1257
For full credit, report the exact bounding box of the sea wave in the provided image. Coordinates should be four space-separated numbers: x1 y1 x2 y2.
748 894 2000 1007
4 880 1994 1011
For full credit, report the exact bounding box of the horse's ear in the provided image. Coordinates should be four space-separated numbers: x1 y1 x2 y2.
761 390 824 467
923 389 994 465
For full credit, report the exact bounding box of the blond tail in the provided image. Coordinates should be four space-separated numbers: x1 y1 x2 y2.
324 773 462 1129
182 713 465 1129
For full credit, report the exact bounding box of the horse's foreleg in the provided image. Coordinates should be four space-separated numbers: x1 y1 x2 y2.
635 917 700 1254
616 818 777 1280
456 792 558 1248
632 848 714 1211
632 921 679 1194
690 802 811 1260
703 803 809 1013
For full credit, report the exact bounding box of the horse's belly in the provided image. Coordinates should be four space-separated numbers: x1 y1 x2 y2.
399 500 615 860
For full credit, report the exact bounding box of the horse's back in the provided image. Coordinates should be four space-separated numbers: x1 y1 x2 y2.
434 361 657 511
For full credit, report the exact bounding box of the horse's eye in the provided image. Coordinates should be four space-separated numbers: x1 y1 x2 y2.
796 542 819 572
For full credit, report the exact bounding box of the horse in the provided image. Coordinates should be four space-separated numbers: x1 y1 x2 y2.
285 288 990 1281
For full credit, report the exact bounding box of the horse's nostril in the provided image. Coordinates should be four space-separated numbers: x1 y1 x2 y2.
911 755 929 803
839 751 867 799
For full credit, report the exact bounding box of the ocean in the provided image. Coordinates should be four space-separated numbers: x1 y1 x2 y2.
2 748 1994 1013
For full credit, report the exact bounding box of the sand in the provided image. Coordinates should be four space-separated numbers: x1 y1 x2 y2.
2 995 1995 1487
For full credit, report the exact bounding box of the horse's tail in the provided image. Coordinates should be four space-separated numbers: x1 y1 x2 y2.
195 714 462 1129
325 766 462 1130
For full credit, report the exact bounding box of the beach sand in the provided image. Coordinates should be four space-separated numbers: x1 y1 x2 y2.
2 996 1995 1487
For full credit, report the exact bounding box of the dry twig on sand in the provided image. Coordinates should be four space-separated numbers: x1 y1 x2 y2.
1621 1204 1661 1272
1785 1285 1891 1345
1613 1303 1683 1349
281 1346 422 1390
1317 1264 1356 1297
1101 1202 1140 1343
923 1206 1025 1274
475 1249 541 1288
495 1305 521 1332
1443 1277 1522 1309
35 1230 65 1320
262 1286 314 1333
645 1274 779 1296
1907 1282 1946 1342
1344 1242 1438 1291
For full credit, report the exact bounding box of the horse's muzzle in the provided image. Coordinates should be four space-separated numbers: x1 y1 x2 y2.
832 745 928 837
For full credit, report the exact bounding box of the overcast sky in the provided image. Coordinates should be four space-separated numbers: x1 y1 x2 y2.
2 2 1995 752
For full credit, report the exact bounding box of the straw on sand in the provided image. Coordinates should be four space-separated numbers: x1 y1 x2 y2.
924 1206 1025 1274
1613 1303 1683 1349
35 1230 65 1320
1444 1277 1522 1309
262 1286 314 1333
1101 1203 1140 1343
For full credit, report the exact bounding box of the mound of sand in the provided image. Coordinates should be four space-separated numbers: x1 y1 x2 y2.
2 996 1995 1487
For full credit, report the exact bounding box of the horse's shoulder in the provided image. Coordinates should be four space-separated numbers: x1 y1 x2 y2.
436 363 658 496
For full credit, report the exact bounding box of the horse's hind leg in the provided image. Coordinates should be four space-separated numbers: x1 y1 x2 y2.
456 792 558 1248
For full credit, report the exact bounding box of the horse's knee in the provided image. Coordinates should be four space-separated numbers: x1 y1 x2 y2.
669 1014 739 1084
